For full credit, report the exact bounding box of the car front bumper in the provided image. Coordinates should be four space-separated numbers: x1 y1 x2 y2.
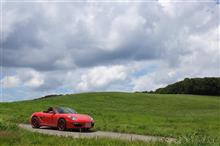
66 121 95 129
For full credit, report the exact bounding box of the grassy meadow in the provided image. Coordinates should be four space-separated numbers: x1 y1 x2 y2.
0 92 219 146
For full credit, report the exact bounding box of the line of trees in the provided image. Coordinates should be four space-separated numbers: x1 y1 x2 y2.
144 77 220 96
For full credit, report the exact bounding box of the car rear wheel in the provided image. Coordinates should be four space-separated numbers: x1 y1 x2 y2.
57 119 66 131
31 116 40 128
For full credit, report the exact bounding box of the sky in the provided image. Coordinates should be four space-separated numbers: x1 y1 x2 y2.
0 0 219 102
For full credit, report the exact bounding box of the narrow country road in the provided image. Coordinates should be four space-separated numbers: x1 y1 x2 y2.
19 124 176 143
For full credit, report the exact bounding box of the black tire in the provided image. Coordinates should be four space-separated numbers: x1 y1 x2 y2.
31 116 40 128
57 118 66 131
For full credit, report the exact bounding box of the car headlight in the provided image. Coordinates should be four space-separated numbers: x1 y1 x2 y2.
90 117 94 121
68 116 77 120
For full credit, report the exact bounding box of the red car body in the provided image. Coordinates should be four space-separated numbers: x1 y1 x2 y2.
30 107 95 131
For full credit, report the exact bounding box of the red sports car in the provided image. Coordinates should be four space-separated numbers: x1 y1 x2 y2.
30 107 95 131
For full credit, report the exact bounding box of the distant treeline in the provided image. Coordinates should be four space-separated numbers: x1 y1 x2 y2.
143 77 220 95
35 94 62 100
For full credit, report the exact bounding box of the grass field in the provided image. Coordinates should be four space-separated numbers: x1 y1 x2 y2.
0 92 220 146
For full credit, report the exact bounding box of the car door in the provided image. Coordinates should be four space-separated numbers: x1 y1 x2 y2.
43 111 55 126
38 111 54 126
51 114 59 127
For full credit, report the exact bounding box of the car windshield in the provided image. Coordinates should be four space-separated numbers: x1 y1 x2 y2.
55 107 77 114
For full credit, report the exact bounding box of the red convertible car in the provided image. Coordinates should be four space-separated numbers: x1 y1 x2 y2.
30 107 95 131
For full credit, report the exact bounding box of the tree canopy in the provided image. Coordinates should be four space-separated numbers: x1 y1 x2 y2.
146 77 220 95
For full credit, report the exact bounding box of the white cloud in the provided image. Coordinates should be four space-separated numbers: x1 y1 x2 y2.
132 63 178 91
1 69 44 88
158 0 175 17
76 65 128 91
1 75 20 88
104 6 146 51
22 70 44 87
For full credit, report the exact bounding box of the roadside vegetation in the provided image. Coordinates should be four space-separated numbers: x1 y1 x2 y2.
0 92 219 145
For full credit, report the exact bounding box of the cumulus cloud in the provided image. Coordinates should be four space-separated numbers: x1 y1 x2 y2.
1 75 20 88
1 69 44 88
76 65 129 91
1 1 219 101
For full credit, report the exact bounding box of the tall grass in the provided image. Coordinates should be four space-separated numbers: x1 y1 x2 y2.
177 129 218 146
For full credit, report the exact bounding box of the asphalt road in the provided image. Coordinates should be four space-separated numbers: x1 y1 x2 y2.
19 124 176 143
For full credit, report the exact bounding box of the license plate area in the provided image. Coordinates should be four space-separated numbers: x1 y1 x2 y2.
85 122 91 127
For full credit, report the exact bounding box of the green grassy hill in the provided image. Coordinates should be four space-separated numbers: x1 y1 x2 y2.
0 92 220 146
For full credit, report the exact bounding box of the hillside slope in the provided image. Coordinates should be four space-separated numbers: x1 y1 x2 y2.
1 93 220 136
0 92 220 145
